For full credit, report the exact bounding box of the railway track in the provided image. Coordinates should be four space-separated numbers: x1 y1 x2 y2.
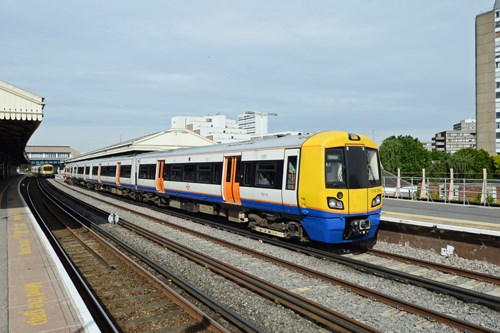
24 177 229 333
49 178 499 332
57 178 500 309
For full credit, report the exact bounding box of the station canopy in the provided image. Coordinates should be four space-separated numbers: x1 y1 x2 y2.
65 128 216 163
0 81 45 164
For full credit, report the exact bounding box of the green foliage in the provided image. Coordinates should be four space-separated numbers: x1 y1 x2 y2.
429 151 451 177
494 155 500 178
380 136 497 179
379 135 431 174
449 148 493 178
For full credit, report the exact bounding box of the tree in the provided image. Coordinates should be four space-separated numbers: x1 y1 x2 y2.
449 148 493 178
492 155 500 178
379 135 431 174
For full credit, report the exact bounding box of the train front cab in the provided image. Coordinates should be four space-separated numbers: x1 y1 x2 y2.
298 132 382 244
40 164 55 178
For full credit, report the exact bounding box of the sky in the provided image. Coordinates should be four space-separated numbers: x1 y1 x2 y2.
0 1 495 153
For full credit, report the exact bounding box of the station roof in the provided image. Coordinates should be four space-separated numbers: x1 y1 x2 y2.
65 128 216 163
0 81 45 164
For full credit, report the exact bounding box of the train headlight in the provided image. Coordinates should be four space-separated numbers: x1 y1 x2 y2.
371 194 381 207
327 197 344 210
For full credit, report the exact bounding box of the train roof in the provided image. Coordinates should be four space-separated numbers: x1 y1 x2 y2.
68 131 378 164
140 132 313 158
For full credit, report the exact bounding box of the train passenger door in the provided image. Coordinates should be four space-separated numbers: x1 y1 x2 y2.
98 164 102 184
156 160 165 193
223 156 241 204
116 163 121 186
282 149 300 215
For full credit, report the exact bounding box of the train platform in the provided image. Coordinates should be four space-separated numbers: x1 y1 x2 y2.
0 175 98 333
382 198 500 236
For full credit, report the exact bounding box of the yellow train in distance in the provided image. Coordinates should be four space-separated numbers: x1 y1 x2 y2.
32 164 55 178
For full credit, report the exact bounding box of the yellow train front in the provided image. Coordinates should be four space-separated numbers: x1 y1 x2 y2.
38 164 55 178
298 132 382 244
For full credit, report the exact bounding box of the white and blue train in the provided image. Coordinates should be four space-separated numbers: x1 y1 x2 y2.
65 131 383 245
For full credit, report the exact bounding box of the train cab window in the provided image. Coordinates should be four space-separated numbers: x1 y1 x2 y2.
183 164 196 182
325 148 346 189
286 156 297 190
256 162 277 187
197 164 211 183
366 149 381 186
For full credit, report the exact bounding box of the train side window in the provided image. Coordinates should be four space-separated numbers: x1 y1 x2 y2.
286 156 297 190
121 165 131 178
183 164 196 182
93 166 99 176
197 164 211 183
171 165 182 181
164 165 171 180
110 166 117 177
256 162 276 187
212 163 223 184
139 164 155 179
242 162 254 186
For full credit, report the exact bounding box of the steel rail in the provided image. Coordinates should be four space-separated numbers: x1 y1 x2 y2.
120 217 497 333
40 179 261 333
46 180 378 332
35 178 230 333
366 248 500 286
24 179 120 333
119 220 380 333
50 179 500 332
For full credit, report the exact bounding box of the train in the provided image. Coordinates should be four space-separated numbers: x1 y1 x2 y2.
32 164 55 178
64 131 382 245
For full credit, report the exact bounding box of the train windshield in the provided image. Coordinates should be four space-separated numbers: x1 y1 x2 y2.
325 147 381 189
42 165 53 172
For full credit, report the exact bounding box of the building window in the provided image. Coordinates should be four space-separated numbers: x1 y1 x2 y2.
496 11 500 18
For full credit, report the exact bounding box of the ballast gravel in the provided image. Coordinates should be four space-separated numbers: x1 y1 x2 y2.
51 179 500 332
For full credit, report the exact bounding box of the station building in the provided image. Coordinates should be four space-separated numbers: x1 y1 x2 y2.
25 146 81 172
0 80 44 179
432 118 477 153
171 111 279 143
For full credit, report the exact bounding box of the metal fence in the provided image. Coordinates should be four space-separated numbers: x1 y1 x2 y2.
382 169 500 206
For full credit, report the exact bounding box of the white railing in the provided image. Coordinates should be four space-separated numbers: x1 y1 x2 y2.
382 168 500 206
